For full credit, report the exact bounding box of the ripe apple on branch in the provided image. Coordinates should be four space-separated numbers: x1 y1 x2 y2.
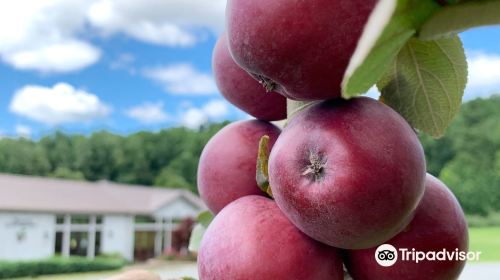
189 0 500 279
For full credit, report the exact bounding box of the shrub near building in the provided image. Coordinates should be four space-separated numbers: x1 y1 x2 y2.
0 256 126 279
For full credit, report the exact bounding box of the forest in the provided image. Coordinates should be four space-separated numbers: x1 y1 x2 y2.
0 121 228 195
0 95 498 216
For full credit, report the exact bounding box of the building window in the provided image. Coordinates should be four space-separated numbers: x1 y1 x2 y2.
56 215 65 224
54 232 63 254
95 231 102 255
135 215 156 224
71 215 89 224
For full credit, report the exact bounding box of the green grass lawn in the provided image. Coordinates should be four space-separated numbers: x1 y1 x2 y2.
10 261 198 280
469 227 500 262
12 270 122 280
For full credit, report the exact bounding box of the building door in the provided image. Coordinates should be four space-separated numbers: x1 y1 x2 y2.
54 214 102 258
70 232 89 256
134 231 156 261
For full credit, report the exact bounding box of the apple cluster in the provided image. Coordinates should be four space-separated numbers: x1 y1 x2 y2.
196 1 469 279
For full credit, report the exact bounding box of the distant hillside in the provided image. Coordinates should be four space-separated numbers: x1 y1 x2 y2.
0 122 228 195
420 94 500 215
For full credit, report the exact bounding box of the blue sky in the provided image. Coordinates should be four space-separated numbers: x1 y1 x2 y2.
0 1 499 139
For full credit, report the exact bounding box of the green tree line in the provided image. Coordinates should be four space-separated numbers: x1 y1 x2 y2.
0 122 229 194
0 95 498 216
420 95 500 216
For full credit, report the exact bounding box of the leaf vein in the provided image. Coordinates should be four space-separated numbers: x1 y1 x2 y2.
408 42 440 134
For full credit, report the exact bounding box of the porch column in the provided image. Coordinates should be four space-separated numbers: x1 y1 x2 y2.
154 218 163 257
62 214 71 257
87 215 97 259
163 217 172 252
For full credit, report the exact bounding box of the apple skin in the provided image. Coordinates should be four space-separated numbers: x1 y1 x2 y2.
197 120 281 214
268 97 426 249
345 174 469 280
198 195 344 280
213 34 287 121
226 0 377 101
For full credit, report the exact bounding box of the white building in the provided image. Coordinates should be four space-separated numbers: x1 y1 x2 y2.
0 173 206 261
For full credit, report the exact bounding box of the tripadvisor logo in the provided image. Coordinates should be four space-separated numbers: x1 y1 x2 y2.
375 244 398 267
374 244 481 267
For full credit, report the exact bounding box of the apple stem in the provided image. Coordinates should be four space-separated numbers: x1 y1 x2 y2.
256 74 277 92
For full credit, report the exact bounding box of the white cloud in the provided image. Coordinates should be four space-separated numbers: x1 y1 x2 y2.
110 53 136 74
126 102 169 124
87 0 226 47
9 83 111 125
121 22 196 47
361 51 500 103
203 100 229 118
180 99 230 129
0 0 226 72
181 108 208 129
0 0 100 73
464 52 500 100
15 125 32 138
144 64 218 95
3 40 100 73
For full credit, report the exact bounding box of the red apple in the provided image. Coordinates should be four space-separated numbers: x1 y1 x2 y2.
198 195 344 280
197 120 280 214
213 33 287 121
268 97 426 249
226 0 377 101
345 174 469 280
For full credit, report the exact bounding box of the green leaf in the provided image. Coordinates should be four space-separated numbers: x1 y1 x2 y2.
256 135 273 197
188 211 213 253
197 210 213 228
377 35 467 137
419 0 500 40
188 223 206 253
342 0 441 98
286 100 318 120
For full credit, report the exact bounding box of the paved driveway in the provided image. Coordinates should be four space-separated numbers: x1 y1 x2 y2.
13 261 500 280
460 262 500 280
133 261 500 280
